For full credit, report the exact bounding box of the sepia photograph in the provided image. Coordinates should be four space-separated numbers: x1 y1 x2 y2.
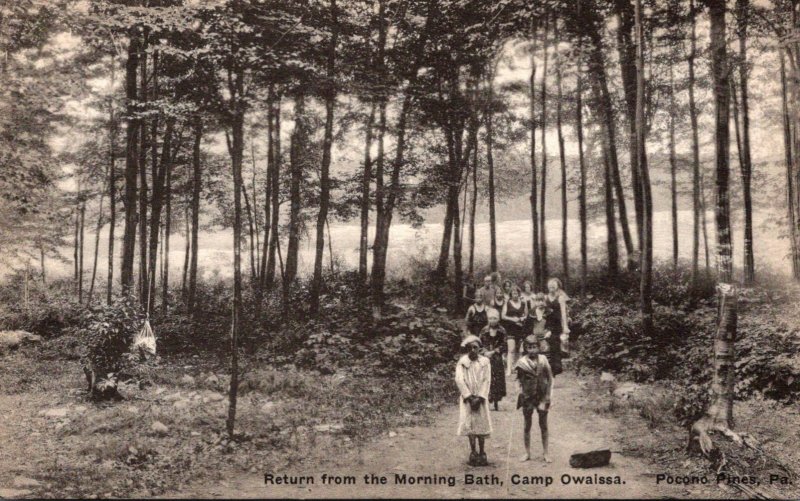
1 0 800 498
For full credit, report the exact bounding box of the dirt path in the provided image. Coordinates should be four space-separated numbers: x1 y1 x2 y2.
175 372 716 499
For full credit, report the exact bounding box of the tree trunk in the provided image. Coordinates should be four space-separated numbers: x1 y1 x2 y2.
369 0 434 310
555 24 569 284
634 0 654 338
74 207 79 288
782 50 800 280
369 0 388 291
225 68 246 439
146 118 174 314
785 10 800 285
182 207 190 300
40 245 46 285
310 0 338 314
690 0 738 455
266 95 282 287
587 34 635 271
539 19 550 282
107 63 117 304
261 94 274 289
435 101 459 280
285 93 306 284
138 45 150 306
242 179 257 283
359 102 376 283
576 72 588 296
162 160 172 309
468 118 478 278
614 0 644 250
88 193 105 305
121 31 139 293
79 201 86 304
451 104 466 310
188 121 202 313
736 0 754 285
688 0 702 287
435 175 455 277
529 19 541 286
603 144 620 277
251 147 260 281
700 170 711 274
371 91 411 308
669 63 678 271
486 71 498 273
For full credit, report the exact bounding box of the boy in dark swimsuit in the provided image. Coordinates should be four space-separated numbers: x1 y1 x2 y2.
515 335 554 463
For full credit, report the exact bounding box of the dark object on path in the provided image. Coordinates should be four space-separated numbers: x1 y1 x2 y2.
569 449 611 468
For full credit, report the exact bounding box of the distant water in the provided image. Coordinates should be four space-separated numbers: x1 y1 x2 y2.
13 209 793 284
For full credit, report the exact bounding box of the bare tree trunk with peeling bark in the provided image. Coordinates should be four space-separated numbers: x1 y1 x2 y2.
690 0 741 456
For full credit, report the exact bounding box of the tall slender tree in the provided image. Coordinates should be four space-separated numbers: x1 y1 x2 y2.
691 0 739 454
576 71 588 295
781 51 800 279
634 0 654 338
669 63 679 270
285 93 307 285
529 18 541 286
121 30 140 293
310 0 339 314
539 18 550 282
358 102 376 283
555 21 569 284
485 65 499 272
736 0 755 285
688 0 702 287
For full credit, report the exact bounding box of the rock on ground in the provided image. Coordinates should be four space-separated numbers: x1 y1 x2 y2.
0 488 32 498
0 331 42 354
12 477 41 488
37 407 69 419
151 421 169 436
613 382 641 399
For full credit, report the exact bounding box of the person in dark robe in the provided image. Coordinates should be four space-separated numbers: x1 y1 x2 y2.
480 310 506 411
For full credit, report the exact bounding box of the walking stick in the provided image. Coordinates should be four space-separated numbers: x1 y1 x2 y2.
504 386 516 495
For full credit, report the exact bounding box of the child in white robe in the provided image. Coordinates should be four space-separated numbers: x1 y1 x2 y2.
455 335 492 466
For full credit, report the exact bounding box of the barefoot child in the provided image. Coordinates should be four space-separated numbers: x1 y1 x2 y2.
515 335 554 463
455 335 492 466
480 310 507 411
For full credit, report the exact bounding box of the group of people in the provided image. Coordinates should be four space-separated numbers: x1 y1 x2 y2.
455 272 571 466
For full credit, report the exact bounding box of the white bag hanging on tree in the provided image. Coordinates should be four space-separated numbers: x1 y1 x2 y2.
133 317 157 360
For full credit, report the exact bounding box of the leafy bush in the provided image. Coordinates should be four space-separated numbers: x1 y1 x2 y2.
77 295 145 379
571 271 800 426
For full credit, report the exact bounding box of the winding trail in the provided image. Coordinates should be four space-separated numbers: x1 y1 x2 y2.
175 371 717 499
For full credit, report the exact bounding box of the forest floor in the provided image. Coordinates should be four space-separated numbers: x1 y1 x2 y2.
167 370 738 500
0 341 798 499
